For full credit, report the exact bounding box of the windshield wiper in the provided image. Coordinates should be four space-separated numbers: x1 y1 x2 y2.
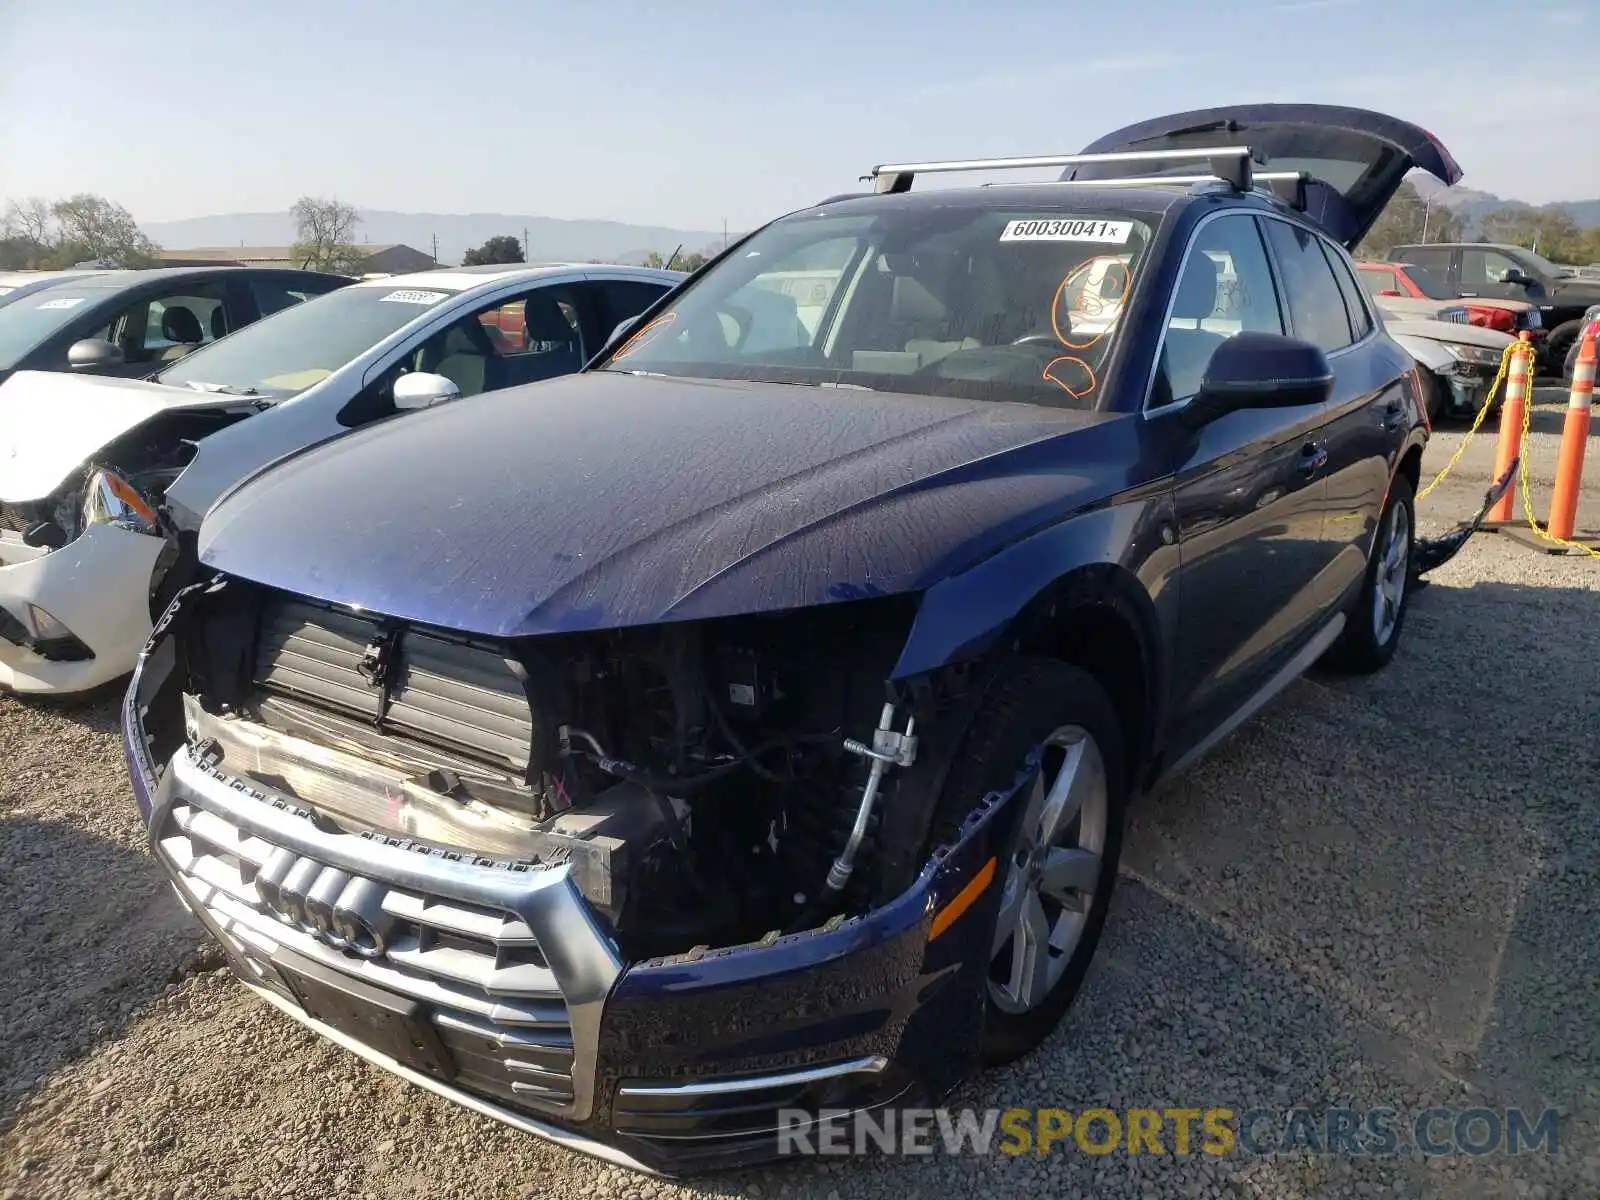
180 381 260 396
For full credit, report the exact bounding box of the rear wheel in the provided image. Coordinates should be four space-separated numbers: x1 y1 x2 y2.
1324 475 1415 674
929 658 1128 1066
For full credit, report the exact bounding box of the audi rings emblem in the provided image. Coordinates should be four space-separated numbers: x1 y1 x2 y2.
254 847 396 958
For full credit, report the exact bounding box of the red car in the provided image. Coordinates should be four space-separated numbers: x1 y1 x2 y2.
1358 261 1540 336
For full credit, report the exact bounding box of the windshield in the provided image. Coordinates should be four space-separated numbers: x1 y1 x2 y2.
0 285 112 369
601 206 1154 409
1517 248 1569 278
1397 263 1452 300
155 283 460 397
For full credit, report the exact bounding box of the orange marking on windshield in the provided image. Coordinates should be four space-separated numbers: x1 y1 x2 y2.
613 311 677 360
1043 355 1096 398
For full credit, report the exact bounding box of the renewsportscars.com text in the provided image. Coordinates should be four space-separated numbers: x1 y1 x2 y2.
777 1106 1560 1158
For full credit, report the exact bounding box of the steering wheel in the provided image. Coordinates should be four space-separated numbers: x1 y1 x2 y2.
1010 333 1064 347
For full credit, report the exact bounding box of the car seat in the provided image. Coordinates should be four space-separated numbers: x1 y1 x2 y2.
158 305 206 363
1159 257 1226 402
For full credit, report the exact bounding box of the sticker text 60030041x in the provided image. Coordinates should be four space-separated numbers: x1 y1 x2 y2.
1000 219 1133 244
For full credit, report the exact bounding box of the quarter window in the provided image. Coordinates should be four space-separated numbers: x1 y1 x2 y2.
1322 243 1373 340
1150 215 1283 408
1261 220 1354 353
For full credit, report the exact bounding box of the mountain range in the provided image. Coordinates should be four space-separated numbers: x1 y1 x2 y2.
1409 175 1600 232
138 210 730 267
141 182 1600 267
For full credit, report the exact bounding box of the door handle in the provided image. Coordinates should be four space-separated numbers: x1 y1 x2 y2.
1295 443 1329 477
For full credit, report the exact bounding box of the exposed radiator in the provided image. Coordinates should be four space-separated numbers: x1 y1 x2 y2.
253 598 536 775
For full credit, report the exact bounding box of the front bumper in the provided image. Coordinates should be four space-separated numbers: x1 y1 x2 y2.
0 523 164 694
124 636 1005 1174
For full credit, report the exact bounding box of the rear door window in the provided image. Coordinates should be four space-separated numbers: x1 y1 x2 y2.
1261 219 1355 352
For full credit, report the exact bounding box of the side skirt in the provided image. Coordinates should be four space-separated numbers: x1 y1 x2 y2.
1150 613 1345 791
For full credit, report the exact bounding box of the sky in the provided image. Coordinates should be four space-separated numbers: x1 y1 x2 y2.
2 0 1596 233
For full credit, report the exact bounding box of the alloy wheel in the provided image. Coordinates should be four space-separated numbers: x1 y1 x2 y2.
1372 500 1410 646
987 725 1109 1015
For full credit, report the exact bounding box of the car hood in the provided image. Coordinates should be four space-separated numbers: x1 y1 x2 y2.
0 370 244 502
1373 295 1467 321
1383 317 1514 350
198 372 1117 638
1550 278 1600 305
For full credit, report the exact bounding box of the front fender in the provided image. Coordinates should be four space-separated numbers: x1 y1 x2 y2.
890 495 1177 680
1388 333 1457 375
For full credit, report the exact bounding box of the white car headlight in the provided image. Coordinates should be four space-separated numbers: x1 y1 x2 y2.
83 468 160 536
1443 343 1503 367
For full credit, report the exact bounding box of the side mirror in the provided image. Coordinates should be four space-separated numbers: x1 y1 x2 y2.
1498 267 1532 287
67 337 124 372
392 371 461 410
602 315 641 353
1181 332 1334 428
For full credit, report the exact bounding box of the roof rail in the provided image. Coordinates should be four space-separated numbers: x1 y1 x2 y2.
978 169 1311 205
865 146 1259 195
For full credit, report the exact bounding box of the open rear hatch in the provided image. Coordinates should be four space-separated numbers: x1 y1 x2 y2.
1066 103 1462 248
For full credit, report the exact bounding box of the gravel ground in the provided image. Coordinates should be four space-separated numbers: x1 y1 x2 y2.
2 393 1597 1200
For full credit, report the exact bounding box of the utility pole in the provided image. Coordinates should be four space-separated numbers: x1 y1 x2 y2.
431 233 438 265
1421 195 1432 244
723 218 728 250
523 227 529 262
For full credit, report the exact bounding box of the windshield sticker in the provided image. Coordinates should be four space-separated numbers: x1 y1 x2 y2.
36 297 87 310
1000 219 1133 244
377 289 450 305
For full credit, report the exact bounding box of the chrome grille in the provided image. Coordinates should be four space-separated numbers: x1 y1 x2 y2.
253 598 535 773
159 794 580 1110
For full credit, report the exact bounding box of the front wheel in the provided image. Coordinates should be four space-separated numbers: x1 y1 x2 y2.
929 658 1128 1066
1324 475 1415 674
1546 320 1584 380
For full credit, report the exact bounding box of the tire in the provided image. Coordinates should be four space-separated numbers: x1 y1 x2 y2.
928 658 1128 1067
1565 336 1582 386
1418 369 1449 424
1546 320 1584 381
1324 474 1416 674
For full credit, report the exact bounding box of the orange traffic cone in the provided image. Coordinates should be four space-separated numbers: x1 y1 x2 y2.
1546 329 1596 542
1487 332 1537 526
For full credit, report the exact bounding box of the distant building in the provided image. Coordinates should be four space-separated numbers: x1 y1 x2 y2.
159 244 439 273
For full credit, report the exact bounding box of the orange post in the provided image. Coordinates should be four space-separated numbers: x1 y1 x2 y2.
1487 332 1537 525
1547 329 1596 541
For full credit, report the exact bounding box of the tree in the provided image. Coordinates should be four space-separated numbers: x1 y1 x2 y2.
1357 181 1462 261
290 196 363 273
49 194 161 267
644 248 711 272
5 197 54 249
462 235 525 266
1477 205 1593 263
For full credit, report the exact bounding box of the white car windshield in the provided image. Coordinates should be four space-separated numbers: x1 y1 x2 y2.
601 205 1154 409
155 284 460 397
0 284 117 369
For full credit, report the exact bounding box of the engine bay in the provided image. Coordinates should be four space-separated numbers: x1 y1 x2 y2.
177 584 929 961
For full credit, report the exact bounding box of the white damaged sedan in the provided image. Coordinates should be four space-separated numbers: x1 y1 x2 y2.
0 263 682 694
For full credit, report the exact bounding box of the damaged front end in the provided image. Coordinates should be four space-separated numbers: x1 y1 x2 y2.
125 576 1021 1172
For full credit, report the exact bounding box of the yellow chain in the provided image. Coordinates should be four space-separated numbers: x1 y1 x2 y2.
1416 341 1515 501
1416 339 1600 559
1516 368 1600 559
